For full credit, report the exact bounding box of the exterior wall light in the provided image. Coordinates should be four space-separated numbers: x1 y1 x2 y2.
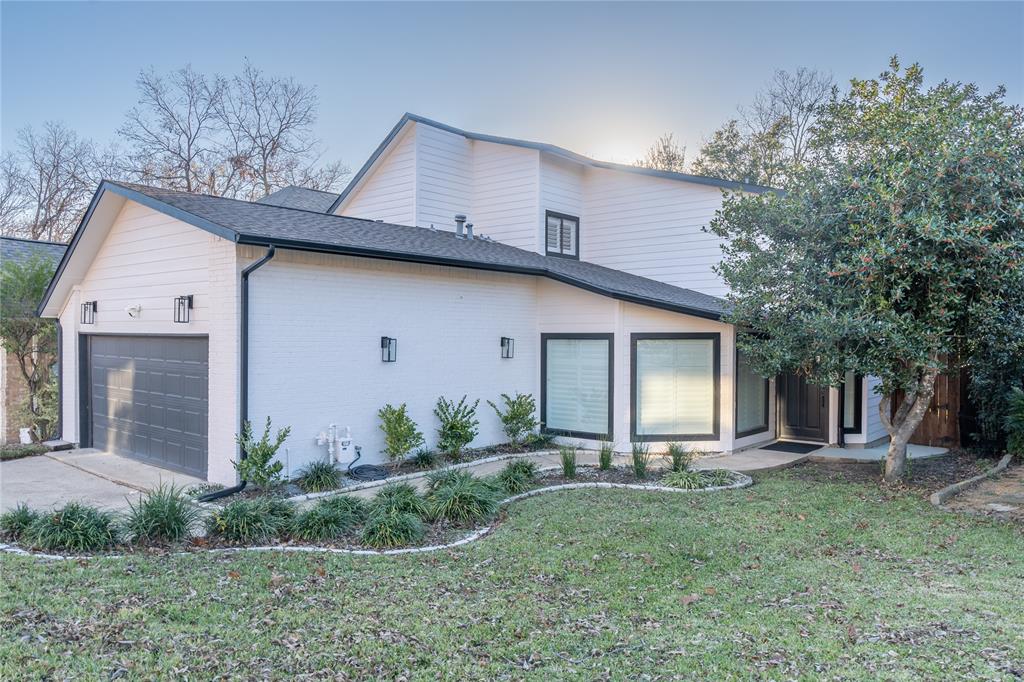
501 336 514 359
174 295 193 323
81 301 97 325
381 336 397 362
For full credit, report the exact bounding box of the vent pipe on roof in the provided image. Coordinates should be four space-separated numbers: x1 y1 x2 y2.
465 222 474 240
454 214 466 238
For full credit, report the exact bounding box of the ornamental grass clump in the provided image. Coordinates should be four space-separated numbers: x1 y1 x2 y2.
662 469 706 490
667 442 693 472
360 509 425 549
560 445 577 479
631 442 652 480
495 459 538 494
411 448 437 470
298 460 341 493
25 503 119 552
205 497 294 544
122 483 202 544
0 503 41 541
319 494 368 523
598 440 614 470
291 498 361 542
427 473 501 525
425 468 473 494
702 469 735 487
371 483 429 518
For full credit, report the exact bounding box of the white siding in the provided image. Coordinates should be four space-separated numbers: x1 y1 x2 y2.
539 153 585 250
415 123 473 229
864 375 887 443
582 167 729 297
471 140 540 250
342 125 417 225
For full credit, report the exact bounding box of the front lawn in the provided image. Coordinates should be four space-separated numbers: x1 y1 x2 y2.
2 468 1022 679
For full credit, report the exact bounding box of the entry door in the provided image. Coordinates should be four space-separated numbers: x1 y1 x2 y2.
778 372 828 442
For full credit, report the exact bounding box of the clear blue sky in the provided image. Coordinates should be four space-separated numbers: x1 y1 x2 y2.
2 1 1022 171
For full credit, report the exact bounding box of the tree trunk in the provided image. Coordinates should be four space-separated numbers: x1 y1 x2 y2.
879 365 940 483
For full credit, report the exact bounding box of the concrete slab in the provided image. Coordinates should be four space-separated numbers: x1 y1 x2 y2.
47 449 203 492
692 450 809 473
809 444 947 463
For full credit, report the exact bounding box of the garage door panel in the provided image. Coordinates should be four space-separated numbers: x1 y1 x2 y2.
88 336 208 477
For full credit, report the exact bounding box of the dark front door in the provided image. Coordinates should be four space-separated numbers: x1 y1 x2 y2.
85 335 209 477
778 372 828 442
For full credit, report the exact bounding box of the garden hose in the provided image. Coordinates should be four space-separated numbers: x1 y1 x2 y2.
346 445 389 482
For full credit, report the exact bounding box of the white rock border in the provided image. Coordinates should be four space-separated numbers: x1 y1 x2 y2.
0 469 751 561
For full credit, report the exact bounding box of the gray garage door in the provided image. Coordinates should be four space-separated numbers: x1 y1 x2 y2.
87 335 209 477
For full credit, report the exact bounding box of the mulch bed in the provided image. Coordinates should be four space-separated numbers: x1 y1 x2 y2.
943 462 1024 523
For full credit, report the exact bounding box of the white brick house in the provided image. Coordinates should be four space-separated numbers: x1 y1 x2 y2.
38 114 885 486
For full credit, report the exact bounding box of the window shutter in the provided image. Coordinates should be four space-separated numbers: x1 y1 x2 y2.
546 215 561 252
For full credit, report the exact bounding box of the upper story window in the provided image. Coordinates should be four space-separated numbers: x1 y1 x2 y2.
546 211 579 259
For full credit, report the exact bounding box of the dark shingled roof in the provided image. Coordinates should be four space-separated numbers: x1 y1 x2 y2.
1 236 67 268
53 181 727 320
256 185 340 213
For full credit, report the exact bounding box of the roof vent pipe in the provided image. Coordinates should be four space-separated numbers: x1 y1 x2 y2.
454 214 467 238
465 222 474 240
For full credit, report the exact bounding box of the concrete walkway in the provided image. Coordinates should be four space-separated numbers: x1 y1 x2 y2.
1 449 203 513
809 443 947 463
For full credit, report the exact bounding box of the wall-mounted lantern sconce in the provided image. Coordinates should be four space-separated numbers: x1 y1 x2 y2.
80 301 97 325
501 336 514 359
174 295 193 323
381 336 397 362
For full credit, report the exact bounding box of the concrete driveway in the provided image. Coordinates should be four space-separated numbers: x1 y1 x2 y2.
0 448 204 512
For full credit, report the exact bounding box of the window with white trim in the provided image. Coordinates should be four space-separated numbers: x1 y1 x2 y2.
545 211 578 258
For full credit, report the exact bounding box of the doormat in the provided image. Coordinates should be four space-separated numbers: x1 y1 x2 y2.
762 441 822 455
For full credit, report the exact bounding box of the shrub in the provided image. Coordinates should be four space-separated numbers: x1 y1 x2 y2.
1004 386 1024 457
560 445 577 479
299 460 341 493
360 510 425 549
487 393 538 446
122 484 202 544
0 444 47 461
371 483 429 518
425 468 474 494
25 503 119 552
434 395 480 459
205 497 294 544
667 442 693 472
702 469 735 487
523 431 556 451
427 474 501 524
662 470 706 490
378 403 425 466
319 494 368 523
631 442 652 480
0 503 41 540
495 459 538 494
291 499 361 542
234 417 291 488
598 440 614 470
411 448 437 470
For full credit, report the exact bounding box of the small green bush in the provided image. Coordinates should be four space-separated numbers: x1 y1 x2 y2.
1004 386 1024 456
291 499 361 542
523 431 556 451
371 483 429 518
25 503 119 552
495 459 538 494
0 503 41 540
434 395 480 459
487 393 538 446
662 470 706 490
667 442 693 472
631 442 652 480
427 474 501 524
425 468 474 494
299 460 341 493
378 403 425 466
560 445 577 479
122 484 201 544
598 440 614 470
0 444 47 461
234 417 291 488
360 510 425 549
319 495 368 523
411 448 437 469
702 469 735 487
205 497 294 544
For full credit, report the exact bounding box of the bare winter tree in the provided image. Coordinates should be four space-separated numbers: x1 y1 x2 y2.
119 66 228 195
747 67 833 170
15 122 96 242
634 132 687 173
0 153 28 236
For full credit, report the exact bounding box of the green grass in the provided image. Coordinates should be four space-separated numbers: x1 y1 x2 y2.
0 444 47 461
2 470 1023 679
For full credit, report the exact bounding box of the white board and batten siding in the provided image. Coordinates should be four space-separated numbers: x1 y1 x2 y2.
56 201 241 485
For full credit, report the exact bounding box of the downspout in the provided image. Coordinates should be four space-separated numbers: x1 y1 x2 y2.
198 245 276 502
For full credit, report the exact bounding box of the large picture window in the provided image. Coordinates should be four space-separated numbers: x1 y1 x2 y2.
631 333 720 441
735 349 769 437
541 334 613 438
545 211 579 259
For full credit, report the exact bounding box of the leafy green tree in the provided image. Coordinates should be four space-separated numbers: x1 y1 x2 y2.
0 253 59 441
709 57 1024 481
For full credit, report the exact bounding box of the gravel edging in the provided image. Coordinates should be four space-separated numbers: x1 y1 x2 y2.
929 453 1014 509
0 470 751 561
